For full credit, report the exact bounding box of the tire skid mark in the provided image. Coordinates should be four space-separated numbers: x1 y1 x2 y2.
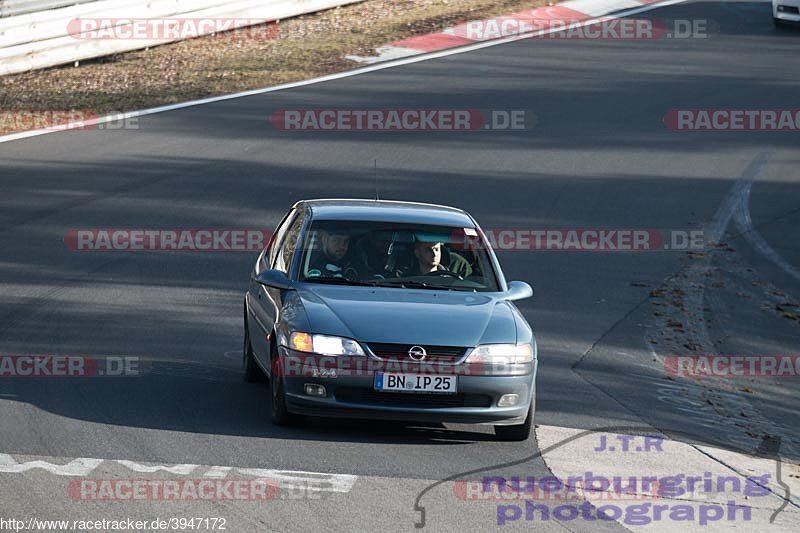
646 150 800 458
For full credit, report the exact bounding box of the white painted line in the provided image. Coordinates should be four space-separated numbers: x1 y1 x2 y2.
0 454 103 476
236 468 358 493
115 460 199 475
203 466 234 478
0 453 358 493
0 0 690 146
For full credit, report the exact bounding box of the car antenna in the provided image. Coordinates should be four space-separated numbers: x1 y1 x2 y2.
373 158 380 201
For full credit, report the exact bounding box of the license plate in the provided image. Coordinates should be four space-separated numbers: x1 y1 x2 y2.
374 373 457 394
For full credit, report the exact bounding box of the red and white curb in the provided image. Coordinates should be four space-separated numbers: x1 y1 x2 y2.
346 0 666 64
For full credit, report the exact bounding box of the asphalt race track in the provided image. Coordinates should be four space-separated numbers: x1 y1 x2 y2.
0 0 799 531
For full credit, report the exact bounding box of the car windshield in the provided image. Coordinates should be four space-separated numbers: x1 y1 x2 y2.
298 220 500 291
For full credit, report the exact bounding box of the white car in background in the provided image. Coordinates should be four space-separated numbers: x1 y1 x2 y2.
774 0 800 24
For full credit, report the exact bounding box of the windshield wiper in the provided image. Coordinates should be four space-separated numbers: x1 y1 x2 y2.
302 276 376 286
370 278 481 291
303 276 477 291
369 278 452 290
372 279 432 288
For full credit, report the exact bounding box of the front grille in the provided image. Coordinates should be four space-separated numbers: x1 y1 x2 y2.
335 387 492 408
367 342 469 363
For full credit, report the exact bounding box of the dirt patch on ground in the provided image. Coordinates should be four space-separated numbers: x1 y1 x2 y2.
0 0 548 135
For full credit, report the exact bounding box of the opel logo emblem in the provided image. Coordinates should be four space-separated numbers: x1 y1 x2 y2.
408 345 427 361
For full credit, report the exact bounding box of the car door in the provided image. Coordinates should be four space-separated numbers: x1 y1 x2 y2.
248 208 307 369
247 209 296 366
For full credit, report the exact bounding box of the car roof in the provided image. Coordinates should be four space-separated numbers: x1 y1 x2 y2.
294 199 476 227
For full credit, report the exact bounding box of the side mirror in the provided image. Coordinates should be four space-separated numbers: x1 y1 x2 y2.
253 269 295 290
506 281 533 301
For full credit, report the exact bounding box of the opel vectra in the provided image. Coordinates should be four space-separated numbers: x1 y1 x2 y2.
243 199 537 440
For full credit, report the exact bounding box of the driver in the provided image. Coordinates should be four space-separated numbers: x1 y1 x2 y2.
406 240 472 278
307 230 359 278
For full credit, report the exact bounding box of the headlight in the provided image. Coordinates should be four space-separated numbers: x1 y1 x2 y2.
465 343 534 364
288 332 365 356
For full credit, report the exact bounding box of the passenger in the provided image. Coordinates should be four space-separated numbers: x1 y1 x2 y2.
307 230 358 278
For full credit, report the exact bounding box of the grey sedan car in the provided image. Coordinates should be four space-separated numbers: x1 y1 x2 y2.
243 199 537 440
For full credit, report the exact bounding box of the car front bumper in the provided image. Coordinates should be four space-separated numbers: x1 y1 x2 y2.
278 348 537 425
774 0 800 22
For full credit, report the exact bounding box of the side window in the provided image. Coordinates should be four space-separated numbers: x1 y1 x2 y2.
263 209 297 271
299 231 319 277
273 211 306 274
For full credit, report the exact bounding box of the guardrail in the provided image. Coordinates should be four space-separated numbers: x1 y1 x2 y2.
0 1 100 18
0 0 362 76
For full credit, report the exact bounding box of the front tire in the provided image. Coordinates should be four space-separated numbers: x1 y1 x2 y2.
243 321 265 383
494 399 534 441
269 345 294 426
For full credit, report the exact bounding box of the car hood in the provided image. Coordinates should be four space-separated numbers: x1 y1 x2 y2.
294 285 518 347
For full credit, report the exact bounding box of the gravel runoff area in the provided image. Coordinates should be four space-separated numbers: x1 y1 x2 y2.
0 0 549 135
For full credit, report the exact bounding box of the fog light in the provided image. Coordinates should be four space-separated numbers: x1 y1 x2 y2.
304 384 326 397
498 394 520 407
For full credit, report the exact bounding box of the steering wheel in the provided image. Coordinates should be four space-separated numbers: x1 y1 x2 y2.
426 269 463 280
